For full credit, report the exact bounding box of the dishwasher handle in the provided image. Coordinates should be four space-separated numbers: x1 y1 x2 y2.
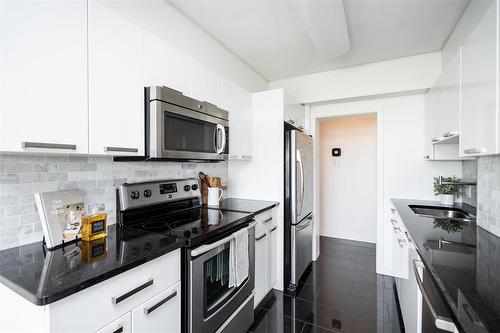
412 260 457 332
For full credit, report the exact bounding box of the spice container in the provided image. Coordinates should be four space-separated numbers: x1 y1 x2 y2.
80 203 107 241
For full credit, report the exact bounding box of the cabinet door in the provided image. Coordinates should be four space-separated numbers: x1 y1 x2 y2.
441 50 460 136
131 282 181 333
269 220 278 289
95 313 131 333
254 230 268 308
88 0 144 156
0 0 88 154
222 78 253 159
144 33 191 95
460 0 497 156
191 61 222 106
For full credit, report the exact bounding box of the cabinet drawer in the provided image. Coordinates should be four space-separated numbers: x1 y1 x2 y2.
255 209 273 235
131 281 181 333
95 313 131 333
49 249 180 333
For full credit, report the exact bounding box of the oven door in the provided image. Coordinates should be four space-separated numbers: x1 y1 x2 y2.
189 225 255 333
149 101 229 160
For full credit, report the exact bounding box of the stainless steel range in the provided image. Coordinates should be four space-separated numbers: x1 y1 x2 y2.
117 179 255 333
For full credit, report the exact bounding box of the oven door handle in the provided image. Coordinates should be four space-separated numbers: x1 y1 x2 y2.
191 221 256 257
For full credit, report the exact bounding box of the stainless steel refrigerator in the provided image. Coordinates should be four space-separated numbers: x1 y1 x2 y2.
284 128 313 291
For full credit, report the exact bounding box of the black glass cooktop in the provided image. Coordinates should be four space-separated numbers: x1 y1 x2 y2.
127 207 253 247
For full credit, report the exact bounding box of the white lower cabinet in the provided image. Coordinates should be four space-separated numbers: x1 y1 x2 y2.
396 249 423 333
96 313 132 333
253 208 276 308
131 281 181 333
0 250 181 333
269 221 278 288
254 226 268 307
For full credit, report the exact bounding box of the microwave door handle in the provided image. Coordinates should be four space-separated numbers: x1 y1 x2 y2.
216 124 225 154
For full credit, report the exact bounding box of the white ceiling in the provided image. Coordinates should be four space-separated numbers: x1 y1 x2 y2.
170 0 469 81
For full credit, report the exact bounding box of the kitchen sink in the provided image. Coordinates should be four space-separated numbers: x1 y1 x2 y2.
409 205 475 221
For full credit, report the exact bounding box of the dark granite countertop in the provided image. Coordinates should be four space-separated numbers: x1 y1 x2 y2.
392 198 500 333
0 198 276 306
213 198 278 215
0 225 184 305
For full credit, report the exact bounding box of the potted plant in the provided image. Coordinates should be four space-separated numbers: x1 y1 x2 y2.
433 176 462 205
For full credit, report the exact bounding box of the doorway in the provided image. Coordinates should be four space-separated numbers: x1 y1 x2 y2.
318 113 377 243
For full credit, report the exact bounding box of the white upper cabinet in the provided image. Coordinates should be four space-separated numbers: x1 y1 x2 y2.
460 0 497 157
0 0 88 154
441 49 460 136
222 78 253 159
88 0 145 156
144 33 191 95
190 61 222 106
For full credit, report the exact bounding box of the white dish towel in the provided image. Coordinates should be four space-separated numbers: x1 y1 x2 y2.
228 228 249 288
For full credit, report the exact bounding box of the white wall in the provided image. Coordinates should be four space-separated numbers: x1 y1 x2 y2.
228 89 285 290
311 94 463 274
318 115 377 243
268 52 441 104
99 1 267 92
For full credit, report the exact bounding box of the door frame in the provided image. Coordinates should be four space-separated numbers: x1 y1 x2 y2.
307 103 385 274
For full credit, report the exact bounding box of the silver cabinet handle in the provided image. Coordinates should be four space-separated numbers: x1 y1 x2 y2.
112 278 153 304
431 137 441 143
464 148 487 154
144 290 177 315
390 208 396 213
271 226 277 232
256 233 267 241
405 231 412 243
22 141 76 150
263 217 273 224
412 260 457 332
104 146 139 153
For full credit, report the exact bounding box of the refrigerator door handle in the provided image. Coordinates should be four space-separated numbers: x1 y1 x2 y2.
296 149 305 217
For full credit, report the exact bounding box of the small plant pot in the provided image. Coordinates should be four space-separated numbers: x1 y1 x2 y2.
441 194 455 206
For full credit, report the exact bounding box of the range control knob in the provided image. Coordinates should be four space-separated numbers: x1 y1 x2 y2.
184 185 191 192
144 189 152 198
191 184 199 191
131 190 140 200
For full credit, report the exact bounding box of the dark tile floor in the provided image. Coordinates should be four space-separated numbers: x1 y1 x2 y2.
248 236 405 333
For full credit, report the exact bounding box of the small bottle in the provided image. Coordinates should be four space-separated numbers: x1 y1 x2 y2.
81 203 107 241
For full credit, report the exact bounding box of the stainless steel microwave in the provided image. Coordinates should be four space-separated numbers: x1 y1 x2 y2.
145 86 229 161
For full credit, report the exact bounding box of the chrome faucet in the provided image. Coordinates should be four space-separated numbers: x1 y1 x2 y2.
438 176 476 186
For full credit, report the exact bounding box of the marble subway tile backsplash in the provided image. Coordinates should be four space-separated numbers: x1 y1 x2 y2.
477 156 500 237
0 154 227 250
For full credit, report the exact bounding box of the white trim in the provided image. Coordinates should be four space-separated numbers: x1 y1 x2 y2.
310 104 384 273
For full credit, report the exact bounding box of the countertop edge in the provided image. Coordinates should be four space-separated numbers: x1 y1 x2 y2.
390 198 473 333
0 242 184 306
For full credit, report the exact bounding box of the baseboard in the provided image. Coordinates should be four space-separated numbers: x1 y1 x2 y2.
320 228 376 244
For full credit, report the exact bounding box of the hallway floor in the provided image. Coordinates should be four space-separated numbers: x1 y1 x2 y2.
248 236 405 333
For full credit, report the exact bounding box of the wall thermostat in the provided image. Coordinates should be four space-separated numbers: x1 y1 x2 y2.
332 148 341 157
